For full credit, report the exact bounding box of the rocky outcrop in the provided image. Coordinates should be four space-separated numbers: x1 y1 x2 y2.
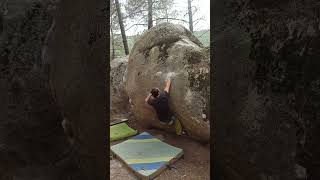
0 0 107 180
213 0 320 179
239 1 320 178
125 23 210 142
0 0 107 179
0 0 72 179
110 56 130 120
46 0 107 179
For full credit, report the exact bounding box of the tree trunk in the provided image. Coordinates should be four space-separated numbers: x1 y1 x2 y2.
110 31 115 60
110 22 115 60
115 0 129 55
188 0 193 33
165 8 168 23
148 0 153 29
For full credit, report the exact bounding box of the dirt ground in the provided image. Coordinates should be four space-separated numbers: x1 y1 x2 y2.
110 115 210 180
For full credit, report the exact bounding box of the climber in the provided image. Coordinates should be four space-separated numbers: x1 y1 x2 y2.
144 73 184 135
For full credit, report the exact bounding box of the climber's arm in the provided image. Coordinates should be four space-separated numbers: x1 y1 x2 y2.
145 93 152 103
164 79 171 93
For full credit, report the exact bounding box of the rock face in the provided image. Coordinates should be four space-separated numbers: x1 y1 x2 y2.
236 2 320 179
46 0 107 179
213 0 320 179
0 1 72 179
0 0 107 179
110 56 130 120
125 23 210 142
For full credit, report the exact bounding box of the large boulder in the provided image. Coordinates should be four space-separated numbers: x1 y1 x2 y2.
125 23 210 142
0 1 72 179
110 56 130 120
213 0 320 179
46 0 107 179
0 0 107 179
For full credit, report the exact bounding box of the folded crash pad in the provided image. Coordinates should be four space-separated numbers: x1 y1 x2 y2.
110 118 128 126
111 132 183 179
110 123 138 141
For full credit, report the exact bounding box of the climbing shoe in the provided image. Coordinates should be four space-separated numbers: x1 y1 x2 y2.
175 119 183 135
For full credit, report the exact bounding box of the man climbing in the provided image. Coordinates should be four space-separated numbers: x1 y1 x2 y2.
145 73 184 135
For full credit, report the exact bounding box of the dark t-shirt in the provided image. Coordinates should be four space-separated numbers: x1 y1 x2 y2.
147 91 172 123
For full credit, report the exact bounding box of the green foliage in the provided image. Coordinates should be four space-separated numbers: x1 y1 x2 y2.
193 30 210 47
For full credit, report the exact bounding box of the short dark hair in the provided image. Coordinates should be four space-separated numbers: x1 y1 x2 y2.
150 88 159 97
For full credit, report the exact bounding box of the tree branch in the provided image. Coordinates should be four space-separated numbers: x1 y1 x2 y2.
123 9 148 19
153 17 188 23
125 0 147 17
125 23 147 31
198 30 210 38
